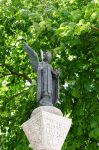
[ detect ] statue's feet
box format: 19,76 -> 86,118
39,97 -> 53,106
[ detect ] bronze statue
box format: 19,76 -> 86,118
23,43 -> 60,106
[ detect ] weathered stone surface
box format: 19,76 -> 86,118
31,106 -> 63,117
22,106 -> 72,150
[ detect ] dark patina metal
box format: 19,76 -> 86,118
24,43 -> 59,106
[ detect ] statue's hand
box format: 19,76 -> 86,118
55,68 -> 61,76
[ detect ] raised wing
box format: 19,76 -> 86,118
23,42 -> 39,72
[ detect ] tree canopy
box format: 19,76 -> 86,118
0,0 -> 99,149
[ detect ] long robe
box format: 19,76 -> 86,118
37,61 -> 59,106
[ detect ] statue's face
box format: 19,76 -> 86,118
43,51 -> 52,62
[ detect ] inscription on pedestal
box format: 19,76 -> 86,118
22,112 -> 43,150
42,111 -> 71,150
22,106 -> 72,150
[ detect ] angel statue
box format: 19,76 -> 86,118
23,43 -> 60,106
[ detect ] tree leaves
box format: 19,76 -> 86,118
0,0 -> 99,149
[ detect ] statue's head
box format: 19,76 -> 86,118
43,51 -> 52,63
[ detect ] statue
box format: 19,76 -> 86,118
23,43 -> 60,106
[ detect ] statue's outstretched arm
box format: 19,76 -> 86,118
23,42 -> 39,72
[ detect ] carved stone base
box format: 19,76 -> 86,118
22,106 -> 72,150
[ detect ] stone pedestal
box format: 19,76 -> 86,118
22,106 -> 72,150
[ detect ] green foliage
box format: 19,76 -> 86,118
0,0 -> 99,149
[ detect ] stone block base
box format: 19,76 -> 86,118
22,106 -> 72,150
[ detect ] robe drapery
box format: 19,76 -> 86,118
37,61 -> 59,106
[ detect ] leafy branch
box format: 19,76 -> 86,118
8,89 -> 29,101
2,89 -> 30,105
0,63 -> 32,83
90,25 -> 99,31
0,73 -> 11,78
